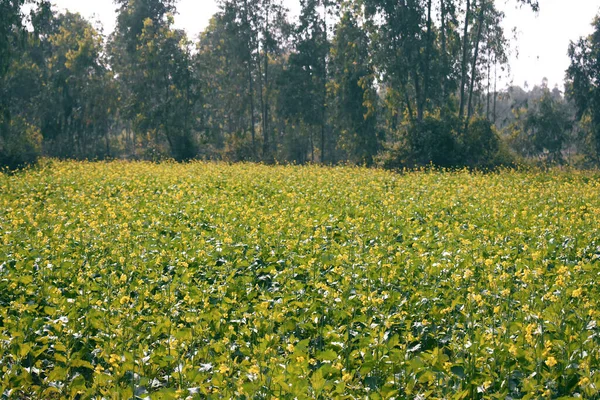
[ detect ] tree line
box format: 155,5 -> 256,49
1,0 -> 599,169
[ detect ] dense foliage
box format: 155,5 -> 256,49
3,0 -> 600,168
4,0 -> 587,170
1,161 -> 600,398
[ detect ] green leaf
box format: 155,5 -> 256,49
316,349 -> 338,362
451,365 -> 465,378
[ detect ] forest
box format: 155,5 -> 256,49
1,0 -> 600,169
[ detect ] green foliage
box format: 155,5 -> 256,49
407,115 -> 460,167
42,11 -> 115,159
0,0 -> 593,169
0,117 -> 42,170
566,15 -> 600,163
379,115 -> 509,169
1,161 -> 599,398
508,90 -> 572,163
329,10 -> 380,165
110,1 -> 199,161
459,117 -> 502,167
0,0 -> 44,169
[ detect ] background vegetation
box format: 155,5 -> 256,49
1,0 -> 600,169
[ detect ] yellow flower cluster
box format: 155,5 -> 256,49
1,161 -> 599,398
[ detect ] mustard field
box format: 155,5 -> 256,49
1,161 -> 599,399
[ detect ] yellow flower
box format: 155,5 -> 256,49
545,356 -> 557,367
218,364 -> 230,374
463,269 -> 473,279
248,365 -> 260,375
572,288 -> 583,298
579,376 -> 590,386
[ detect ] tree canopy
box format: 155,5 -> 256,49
1,0 -> 598,169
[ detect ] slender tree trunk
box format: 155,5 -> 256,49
418,0 -> 433,122
486,48 -> 491,119
262,6 -> 270,160
320,118 -> 326,163
105,125 -> 111,158
441,0 -> 447,107
493,56 -> 497,124
413,69 -> 422,120
321,1 -> 328,163
0,98 -> 10,145
247,62 -> 257,158
263,52 -> 270,159
467,0 -> 486,122
131,125 -> 136,159
459,0 -> 472,120
310,128 -> 314,162
164,78 -> 175,157
401,78 -> 414,122
256,51 -> 265,154
243,0 -> 257,158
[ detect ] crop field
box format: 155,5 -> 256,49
1,161 -> 600,399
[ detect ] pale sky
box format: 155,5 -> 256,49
50,0 -> 600,90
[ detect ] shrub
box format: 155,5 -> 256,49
0,117 -> 42,170
459,117 -> 503,168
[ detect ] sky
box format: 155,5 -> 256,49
50,0 -> 600,91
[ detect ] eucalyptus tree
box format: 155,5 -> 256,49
109,0 -> 198,160
39,11 -> 115,158
329,7 -> 379,164
277,0 -> 329,162
0,0 -> 51,168
196,12 -> 251,157
460,0 -> 538,122
566,15 -> 600,162
255,0 -> 290,160
363,0 -> 434,122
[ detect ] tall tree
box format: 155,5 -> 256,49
255,0 -> 289,160
41,11 -> 114,158
279,0 -> 329,162
110,0 -> 198,160
509,88 -> 572,162
0,1 -> 50,168
329,8 -> 379,164
566,15 -> 600,162
197,12 -> 253,159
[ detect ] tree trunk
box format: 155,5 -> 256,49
247,61 -> 257,158
418,0 -> 433,122
486,48 -> 491,119
458,0 -> 472,120
401,78 -> 414,122
105,124 -> 111,158
242,0 -> 257,158
321,1 -> 328,163
467,0 -> 486,122
164,77 -> 175,157
493,56 -> 497,124
310,128 -> 314,163
262,6 -> 270,160
441,0 -> 447,107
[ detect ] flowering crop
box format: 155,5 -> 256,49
1,161 -> 599,398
